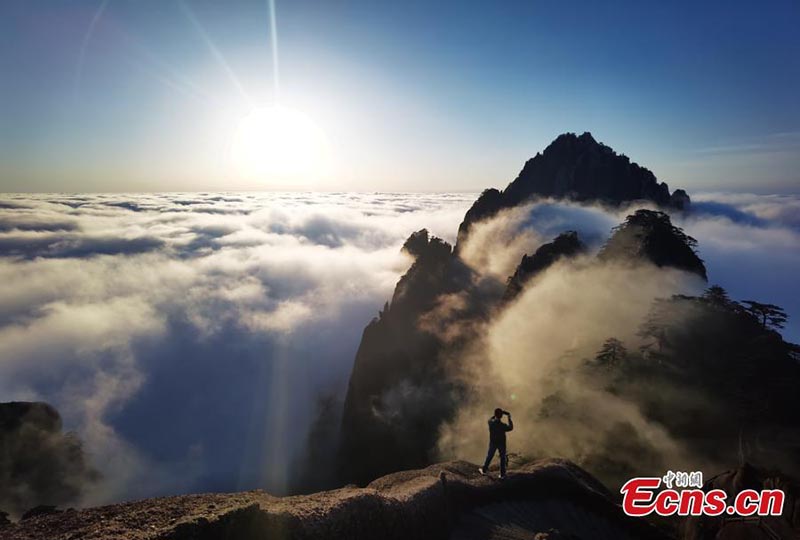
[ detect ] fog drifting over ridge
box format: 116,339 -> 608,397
442,207 -> 706,477
439,192 -> 800,482
0,190 -> 798,507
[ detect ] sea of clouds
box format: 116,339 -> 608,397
0,190 -> 798,507
0,192 -> 474,504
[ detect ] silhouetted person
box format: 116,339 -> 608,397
479,408 -> 513,479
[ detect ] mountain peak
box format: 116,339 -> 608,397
457,133 -> 689,246
551,131 -> 598,147
507,131 -> 672,207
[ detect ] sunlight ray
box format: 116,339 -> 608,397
120,32 -> 217,107
267,0 -> 280,102
73,0 -> 110,100
178,0 -> 252,106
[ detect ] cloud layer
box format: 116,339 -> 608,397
0,192 -> 473,505
0,190 -> 797,508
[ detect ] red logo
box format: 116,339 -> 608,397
620,474 -> 784,517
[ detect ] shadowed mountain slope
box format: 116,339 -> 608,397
503,230 -> 587,301
339,230 -> 476,484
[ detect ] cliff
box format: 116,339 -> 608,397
339,230 -> 475,484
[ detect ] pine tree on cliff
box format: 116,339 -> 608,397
742,301 -> 788,332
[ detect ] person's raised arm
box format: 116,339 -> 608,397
505,412 -> 513,431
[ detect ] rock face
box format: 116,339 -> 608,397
0,402 -> 99,517
504,231 -> 587,301
3,459 -> 668,540
339,230 -> 476,485
457,132 -> 689,246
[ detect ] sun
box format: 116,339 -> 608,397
231,105 -> 329,184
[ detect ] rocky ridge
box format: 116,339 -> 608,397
2,459 -> 668,540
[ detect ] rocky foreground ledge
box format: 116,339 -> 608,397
4,459 -> 669,540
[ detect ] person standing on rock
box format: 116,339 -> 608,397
479,408 -> 513,479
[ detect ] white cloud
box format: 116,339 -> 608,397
0,192 -> 473,504
1,189 -> 797,507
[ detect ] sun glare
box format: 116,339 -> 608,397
231,105 -> 329,185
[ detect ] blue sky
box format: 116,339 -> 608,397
1,0 -> 799,192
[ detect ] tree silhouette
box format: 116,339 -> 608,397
595,338 -> 627,368
741,300 -> 788,331
702,285 -> 734,308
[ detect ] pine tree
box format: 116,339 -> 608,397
702,285 -> 732,307
595,337 -> 627,368
741,300 -> 788,331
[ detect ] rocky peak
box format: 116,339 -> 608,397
401,229 -> 451,262
599,209 -> 707,279
457,133 -> 689,247
504,231 -> 587,301
669,189 -> 691,211
505,131 -> 671,207
390,230 -> 458,318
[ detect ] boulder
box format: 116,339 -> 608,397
0,402 -> 99,517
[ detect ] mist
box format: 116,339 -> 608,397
436,193 -> 800,483
1,190 -> 798,509
0,192 -> 473,506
